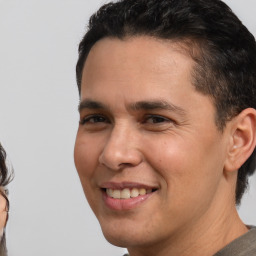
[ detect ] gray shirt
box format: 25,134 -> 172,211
123,226 -> 256,256
214,226 -> 256,256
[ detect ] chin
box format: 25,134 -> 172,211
100,220 -> 157,249
103,232 -> 131,248
101,222 -> 131,245
103,231 -> 148,249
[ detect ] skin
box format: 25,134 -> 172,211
0,189 -> 7,237
74,36 -> 252,256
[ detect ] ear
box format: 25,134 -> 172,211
224,108 -> 256,172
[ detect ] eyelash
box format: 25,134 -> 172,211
79,115 -> 109,125
142,115 -> 172,124
80,114 -> 174,126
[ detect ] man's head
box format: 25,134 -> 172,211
74,0 -> 256,254
76,0 -> 256,205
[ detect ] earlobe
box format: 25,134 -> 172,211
224,108 -> 256,172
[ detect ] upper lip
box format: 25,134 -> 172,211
100,181 -> 159,190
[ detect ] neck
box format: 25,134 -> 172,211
128,180 -> 247,256
129,209 -> 247,256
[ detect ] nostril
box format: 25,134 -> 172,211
118,162 -> 134,168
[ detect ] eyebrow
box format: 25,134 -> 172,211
128,100 -> 187,116
78,99 -> 108,112
78,99 -> 187,116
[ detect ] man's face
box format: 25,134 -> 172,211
74,36 -> 230,248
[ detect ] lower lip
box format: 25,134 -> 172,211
102,191 -> 154,211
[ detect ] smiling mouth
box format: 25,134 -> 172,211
103,187 -> 158,199
101,185 -> 158,210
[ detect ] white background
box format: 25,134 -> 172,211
0,1 -> 255,256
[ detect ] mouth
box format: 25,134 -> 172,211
103,187 -> 157,199
100,183 -> 158,211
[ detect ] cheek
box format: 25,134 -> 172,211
144,136 -> 194,176
144,134 -> 224,198
74,135 -> 102,213
74,133 -> 102,181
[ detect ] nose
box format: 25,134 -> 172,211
99,124 -> 143,171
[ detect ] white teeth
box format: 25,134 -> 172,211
106,187 -> 154,199
139,188 -> 146,195
106,188 -> 113,196
120,188 -> 130,199
130,188 -> 139,198
112,190 -> 121,199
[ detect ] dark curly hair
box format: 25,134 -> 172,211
0,144 -> 12,256
76,0 -> 256,204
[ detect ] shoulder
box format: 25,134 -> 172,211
215,226 -> 256,256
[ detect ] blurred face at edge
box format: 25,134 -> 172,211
0,189 -> 7,238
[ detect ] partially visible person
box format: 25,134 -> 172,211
0,144 -> 12,256
74,0 -> 256,255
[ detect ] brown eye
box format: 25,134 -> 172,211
80,115 -> 109,125
144,115 -> 171,124
141,114 -> 176,132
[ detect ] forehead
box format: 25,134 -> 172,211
84,36 -> 193,68
81,36 -> 195,96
